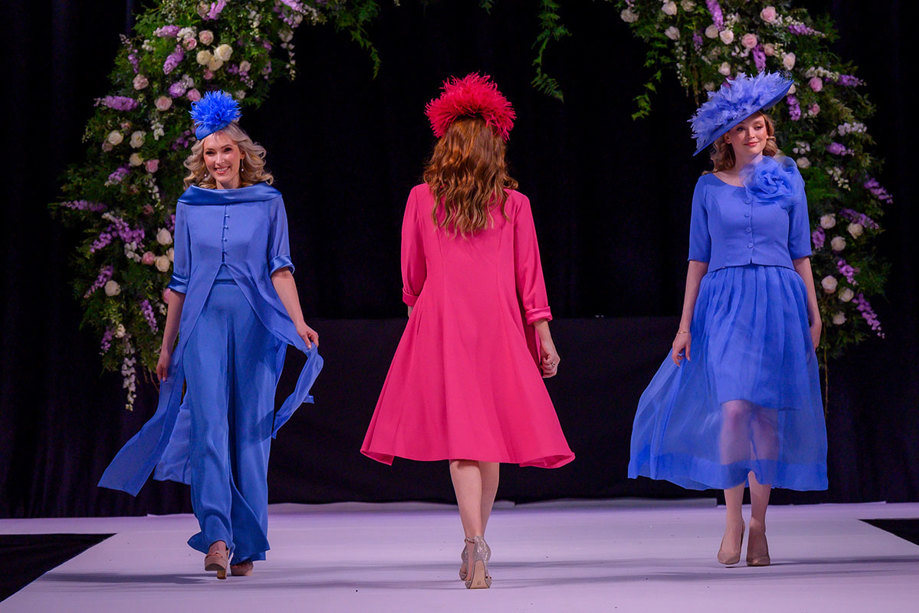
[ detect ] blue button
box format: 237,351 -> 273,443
747,243 -> 753,248
745,227 -> 752,233
744,212 -> 750,217
224,225 -> 229,229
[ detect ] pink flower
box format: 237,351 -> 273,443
760,6 -> 777,23
199,30 -> 214,45
763,43 -> 775,56
183,37 -> 197,50
203,69 -> 214,80
142,251 -> 156,265
145,159 -> 160,173
143,204 -> 154,215
133,74 -> 149,90
155,96 -> 173,111
186,88 -> 202,102
741,33 -> 758,49
808,76 -> 823,92
808,103 -> 820,116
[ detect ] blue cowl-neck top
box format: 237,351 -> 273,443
98,182 -> 323,495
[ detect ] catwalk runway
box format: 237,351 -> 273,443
3,500 -> 918,612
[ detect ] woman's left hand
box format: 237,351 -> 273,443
540,339 -> 560,379
810,317 -> 822,349
296,320 -> 319,350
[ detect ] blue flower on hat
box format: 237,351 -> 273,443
189,91 -> 242,140
741,156 -> 801,209
689,72 -> 793,156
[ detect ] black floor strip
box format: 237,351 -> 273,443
0,533 -> 114,602
861,519 -> 919,547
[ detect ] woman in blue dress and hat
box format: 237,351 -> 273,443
628,72 -> 827,567
99,91 -> 323,579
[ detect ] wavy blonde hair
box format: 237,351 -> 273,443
709,112 -> 779,172
183,122 -> 274,188
422,117 -> 518,236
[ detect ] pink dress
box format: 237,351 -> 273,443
361,184 -> 575,468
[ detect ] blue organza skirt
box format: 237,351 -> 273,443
629,265 -> 828,491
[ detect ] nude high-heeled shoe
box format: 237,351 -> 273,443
459,543 -> 469,581
230,559 -> 254,576
746,521 -> 771,567
717,520 -> 744,565
204,541 -> 229,580
464,536 -> 492,589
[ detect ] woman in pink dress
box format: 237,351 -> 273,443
361,74 -> 574,589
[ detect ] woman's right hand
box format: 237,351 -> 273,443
156,347 -> 171,382
671,331 -> 691,366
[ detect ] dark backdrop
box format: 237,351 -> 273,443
1,1 -> 916,518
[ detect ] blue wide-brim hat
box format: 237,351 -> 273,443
689,72 -> 794,156
189,90 -> 242,140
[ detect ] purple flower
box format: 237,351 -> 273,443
811,228 -> 825,250
140,299 -> 159,332
163,45 -> 184,75
788,23 -> 820,36
706,0 -> 723,29
204,0 -> 228,20
742,157 -> 797,207
167,213 -> 177,233
854,293 -> 884,337
168,80 -> 188,98
96,96 -> 139,111
840,209 -> 879,230
827,142 -> 852,156
864,177 -> 894,204
836,74 -> 864,87
106,165 -> 130,185
90,228 -> 114,253
100,327 -> 114,353
109,215 -> 146,245
154,25 -> 181,38
693,31 -> 704,51
62,200 -> 106,212
128,52 -> 139,73
836,258 -> 859,285
84,265 -> 114,298
279,0 -> 304,10
752,44 -> 766,72
786,94 -> 802,121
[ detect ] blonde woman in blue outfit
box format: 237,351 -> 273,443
99,91 -> 322,579
629,73 -> 828,567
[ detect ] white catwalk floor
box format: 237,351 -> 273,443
3,500 -> 919,612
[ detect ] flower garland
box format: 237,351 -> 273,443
51,0 -> 380,410
616,0 -> 892,358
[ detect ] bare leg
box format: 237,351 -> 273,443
747,471 -> 772,565
449,460 -> 485,538
720,400 -> 753,465
719,483 -> 745,564
479,462 -> 500,533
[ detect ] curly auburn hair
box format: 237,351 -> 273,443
183,122 -> 274,189
422,117 -> 518,236
709,112 -> 780,172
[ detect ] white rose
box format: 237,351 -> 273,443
664,26 -> 680,41
830,236 -> 846,252
838,287 -> 855,303
681,0 -> 696,10
703,82 -> 715,91
155,255 -> 171,272
831,312 -> 846,325
199,30 -> 214,45
847,222 -> 864,238
787,84 -> 796,95
115,324 -> 126,338
819,214 -> 836,229
196,49 -> 213,65
796,157 -> 811,169
167,247 -> 175,262
129,130 -> 145,148
207,57 -> 224,72
104,280 -> 121,296
782,52 -> 796,70
718,62 -> 731,76
704,24 -> 719,38
156,228 -> 173,246
821,276 -> 838,294
214,43 -> 233,62
661,2 -> 678,16
719,29 -> 734,44
620,8 -> 639,23
278,27 -> 294,42
129,153 -> 144,167
235,90 -> 247,100
239,60 -> 251,73
178,27 -> 196,40
107,130 -> 124,146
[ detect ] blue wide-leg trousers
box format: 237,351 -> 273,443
183,279 -> 278,562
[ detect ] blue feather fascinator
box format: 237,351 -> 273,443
689,72 -> 793,157
189,91 -> 242,140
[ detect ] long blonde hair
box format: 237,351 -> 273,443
710,112 -> 779,172
422,117 -> 518,236
183,122 -> 274,188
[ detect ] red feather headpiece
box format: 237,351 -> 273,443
425,73 -> 516,141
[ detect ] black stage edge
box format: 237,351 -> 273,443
861,520 -> 919,549
0,534 -> 114,602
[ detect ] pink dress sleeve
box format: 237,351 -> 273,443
401,188 -> 427,306
514,193 -> 553,324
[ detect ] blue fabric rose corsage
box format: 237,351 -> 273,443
741,156 -> 799,208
